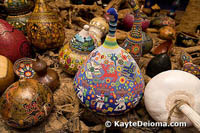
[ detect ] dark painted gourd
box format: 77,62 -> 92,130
0,78 -> 53,128
3,0 -> 34,16
26,0 -> 65,50
32,59 -> 60,91
0,19 -> 31,63
146,53 -> 171,78
74,8 -> 145,115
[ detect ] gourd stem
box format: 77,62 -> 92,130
178,102 -> 200,131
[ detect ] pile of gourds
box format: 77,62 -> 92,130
0,0 -> 199,132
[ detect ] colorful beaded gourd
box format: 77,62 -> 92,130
26,0 -> 65,50
120,0 -> 142,64
59,25 -> 97,75
74,8 -> 144,115
180,51 -> 200,79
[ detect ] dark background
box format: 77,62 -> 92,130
144,0 -> 189,11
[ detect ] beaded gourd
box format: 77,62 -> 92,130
120,0 -> 142,64
73,8 -> 145,115
59,25 -> 97,75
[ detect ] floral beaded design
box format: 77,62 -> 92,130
74,37 -> 145,115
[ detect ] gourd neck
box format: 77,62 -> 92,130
34,0 -> 50,13
129,18 -> 142,41
108,19 -> 117,37
103,35 -> 118,49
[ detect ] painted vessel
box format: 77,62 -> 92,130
122,13 -> 150,31
74,8 -> 145,115
159,26 -> 176,40
176,32 -> 199,47
0,19 -> 31,63
0,78 -> 53,128
150,16 -> 176,29
26,0 -> 65,50
152,40 -> 173,55
89,17 -> 109,46
146,53 -> 171,78
59,25 -> 97,75
6,12 -> 32,35
120,1 -> 142,64
141,31 -> 153,55
180,51 -> 200,79
13,57 -> 35,79
32,59 -> 60,91
0,55 -> 15,94
4,0 -> 34,16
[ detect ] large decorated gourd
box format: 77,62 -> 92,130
26,0 -> 65,50
0,55 -> 15,94
59,25 -> 97,75
73,8 -> 145,115
0,19 -> 31,63
144,70 -> 200,131
120,0 -> 142,64
0,78 -> 53,128
3,0 -> 34,16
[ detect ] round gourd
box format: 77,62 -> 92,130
159,26 -> 176,40
0,78 -> 54,128
0,55 -> 14,94
146,53 -> 171,78
74,8 -> 145,115
26,0 -> 65,50
144,70 -> 200,131
0,19 -> 31,63
59,25 -> 97,75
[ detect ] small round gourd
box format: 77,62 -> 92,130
0,55 -> 15,94
32,59 -> 60,91
159,26 -> 176,40
144,70 -> 200,131
0,78 -> 54,128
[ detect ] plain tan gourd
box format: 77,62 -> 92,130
0,55 -> 14,94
